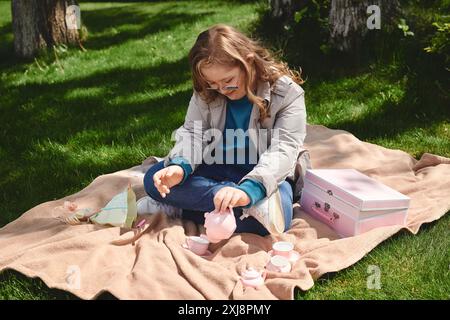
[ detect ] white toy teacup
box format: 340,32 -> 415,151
272,241 -> 294,258
265,255 -> 291,273
185,235 -> 210,256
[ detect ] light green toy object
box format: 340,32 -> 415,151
89,184 -> 137,228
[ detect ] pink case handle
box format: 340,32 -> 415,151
310,205 -> 339,224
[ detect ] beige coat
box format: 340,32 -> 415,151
163,75 -> 311,202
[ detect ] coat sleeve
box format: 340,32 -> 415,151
239,87 -> 307,198
163,91 -> 209,172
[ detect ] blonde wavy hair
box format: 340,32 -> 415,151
188,23 -> 304,122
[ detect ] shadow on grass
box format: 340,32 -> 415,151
0,56 -> 192,152
249,0 -> 449,145
0,269 -> 118,300
325,83 -> 450,142
80,4 -> 213,51
0,22 -> 20,69
0,56 -> 193,225
0,2 -> 213,67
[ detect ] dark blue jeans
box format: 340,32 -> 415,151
143,161 -> 293,236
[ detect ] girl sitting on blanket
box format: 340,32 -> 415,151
139,24 -> 310,236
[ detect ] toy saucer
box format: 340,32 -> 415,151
199,250 -> 213,257
268,250 -> 300,263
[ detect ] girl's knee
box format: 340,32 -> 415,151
279,181 -> 293,232
279,181 -> 293,203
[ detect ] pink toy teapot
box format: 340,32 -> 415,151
203,208 -> 237,243
240,267 -> 266,289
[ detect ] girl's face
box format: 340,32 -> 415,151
201,63 -> 255,100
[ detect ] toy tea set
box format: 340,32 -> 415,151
56,186 -> 301,289
180,207 -> 301,289
239,241 -> 301,289
181,207 -> 237,256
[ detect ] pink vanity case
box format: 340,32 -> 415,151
300,169 -> 410,238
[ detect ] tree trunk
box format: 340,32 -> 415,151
269,0 -> 306,22
12,0 -> 79,58
329,0 -> 401,52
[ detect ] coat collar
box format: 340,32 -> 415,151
257,79 -> 272,106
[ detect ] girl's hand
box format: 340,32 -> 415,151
153,166 -> 184,198
213,186 -> 250,212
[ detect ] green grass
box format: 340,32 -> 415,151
0,1 -> 449,300
305,64 -> 450,158
298,220 -> 450,300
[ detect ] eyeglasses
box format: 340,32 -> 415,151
206,85 -> 238,91
205,69 -> 240,92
